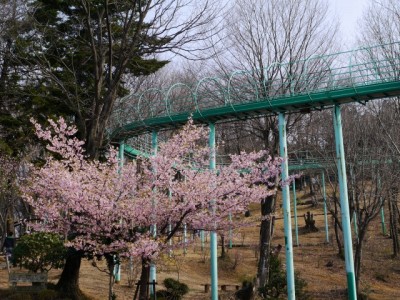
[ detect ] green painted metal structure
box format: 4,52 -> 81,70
279,113 -> 296,299
149,131 -> 158,297
111,42 -> 400,300
111,42 -> 400,140
333,105 -> 357,300
209,123 -> 219,300
378,177 -> 387,235
292,181 -> 299,247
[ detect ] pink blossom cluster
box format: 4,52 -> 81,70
22,118 -> 282,260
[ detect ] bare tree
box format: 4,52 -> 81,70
344,108 -> 400,293
288,108 -> 345,256
360,0 -> 400,46
212,0 -> 338,150
207,0 -> 338,292
359,0 -> 400,258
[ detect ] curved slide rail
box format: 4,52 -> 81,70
111,42 -> 400,140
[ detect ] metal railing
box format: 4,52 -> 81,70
111,41 -> 400,133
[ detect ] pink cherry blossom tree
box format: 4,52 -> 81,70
22,117 -> 282,299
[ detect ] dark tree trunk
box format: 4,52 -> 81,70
139,258 -> 150,300
86,118 -> 103,160
333,200 -> 344,258
6,210 -> 15,235
220,234 -> 226,259
56,250 -> 83,300
389,194 -> 399,257
309,176 -> 314,195
85,91 -> 117,159
256,193 -> 276,291
106,255 -> 116,300
354,227 -> 366,296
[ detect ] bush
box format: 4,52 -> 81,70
13,232 -> 66,272
258,255 -> 309,299
156,278 -> 189,300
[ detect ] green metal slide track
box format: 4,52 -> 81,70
111,42 -> 400,141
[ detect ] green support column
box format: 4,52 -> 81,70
114,141 -> 125,284
200,230 -> 205,252
333,105 -> 357,300
229,213 -> 233,249
118,141 -> 125,171
183,223 -> 187,255
378,176 -> 387,235
114,258 -> 121,283
150,131 -> 158,297
168,189 -> 173,257
380,206 -> 386,235
278,113 -> 295,300
292,181 -> 299,247
209,123 -> 218,300
321,171 -> 329,243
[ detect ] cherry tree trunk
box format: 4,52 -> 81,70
220,234 -> 226,259
256,194 -> 276,291
138,258 -> 151,300
56,250 -> 83,300
104,254 -> 117,300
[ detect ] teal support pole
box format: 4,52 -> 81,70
321,171 -> 329,243
151,130 -> 158,156
209,123 -> 218,300
114,141 -> 125,284
183,223 -> 187,255
278,113 -> 295,300
114,257 -> 121,283
333,105 -> 357,300
150,131 -> 158,297
378,176 -> 387,235
118,141 -> 125,171
292,181 -> 299,247
200,230 -> 205,252
229,213 -> 233,249
380,206 -> 386,235
168,189 -> 173,257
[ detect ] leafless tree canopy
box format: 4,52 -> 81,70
360,0 -> 400,45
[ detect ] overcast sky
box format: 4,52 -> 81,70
330,0 -> 370,46
168,0 -> 374,65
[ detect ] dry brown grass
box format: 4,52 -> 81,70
1,191 -> 400,299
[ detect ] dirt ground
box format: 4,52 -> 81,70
1,192 -> 400,299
